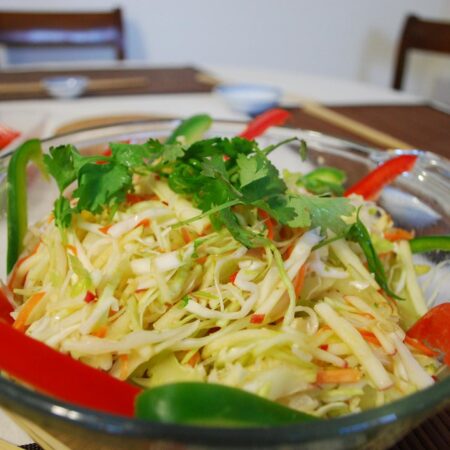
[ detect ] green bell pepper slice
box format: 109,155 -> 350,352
409,235 -> 450,254
6,139 -> 46,274
136,382 -> 317,426
166,114 -> 212,146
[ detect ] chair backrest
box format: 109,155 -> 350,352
392,15 -> 450,90
0,8 -> 125,61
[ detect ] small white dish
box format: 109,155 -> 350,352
215,83 -> 281,115
42,76 -> 88,99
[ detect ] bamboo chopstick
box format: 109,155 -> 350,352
283,93 -> 414,149
6,412 -> 71,450
0,76 -> 148,96
301,100 -> 413,149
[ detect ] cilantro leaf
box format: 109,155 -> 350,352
238,153 -> 286,201
73,162 -> 132,214
294,195 -> 353,235
110,139 -> 185,169
218,208 -> 267,248
43,145 -> 79,191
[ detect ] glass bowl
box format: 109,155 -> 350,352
0,119 -> 449,450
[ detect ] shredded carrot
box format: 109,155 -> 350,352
7,242 -> 41,291
283,243 -> 295,261
316,368 -> 362,384
99,225 -> 111,234
258,209 -> 276,240
47,213 -> 54,223
181,227 -> 193,244
13,292 -> 46,332
293,264 -> 307,297
200,223 -> 212,236
135,218 -> 151,229
187,351 -> 201,367
91,325 -> 108,338
66,244 -> 78,256
196,256 -> 208,264
250,314 -> 265,324
126,193 -> 158,205
119,354 -> 129,379
404,336 -> 437,357
384,228 -> 415,242
358,328 -> 381,347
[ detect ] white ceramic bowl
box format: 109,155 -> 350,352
42,76 -> 88,99
215,83 -> 281,115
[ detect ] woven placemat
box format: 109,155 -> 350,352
285,105 -> 450,159
0,66 -> 215,101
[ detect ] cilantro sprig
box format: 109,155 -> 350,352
44,130 -> 353,248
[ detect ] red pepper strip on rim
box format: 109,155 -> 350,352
238,109 -> 291,141
344,154 -> 418,200
407,303 -> 450,366
0,124 -> 20,150
0,320 -> 141,416
0,288 -> 14,324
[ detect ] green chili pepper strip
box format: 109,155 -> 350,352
7,139 -> 46,274
136,382 -> 317,426
299,166 -> 346,195
347,214 -> 402,300
166,114 -> 212,146
409,236 -> 450,254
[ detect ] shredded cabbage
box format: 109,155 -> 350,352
7,172 -> 443,418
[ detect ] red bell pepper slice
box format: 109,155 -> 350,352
0,320 -> 141,416
0,124 -> 20,150
344,154 -> 418,200
239,108 -> 291,141
407,303 -> 450,366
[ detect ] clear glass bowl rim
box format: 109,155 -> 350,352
0,118 -> 448,446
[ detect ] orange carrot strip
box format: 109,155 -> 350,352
358,328 -> 381,347
126,193 -> 157,205
384,228 -> 415,242
66,244 -> 78,256
283,243 -> 295,261
135,218 -> 151,229
7,242 -> 41,291
187,351 -> 201,367
13,292 -> 46,332
316,368 -> 362,384
99,225 -> 111,234
91,325 -> 108,338
293,264 -> 307,297
258,209 -> 276,240
196,256 -> 208,264
181,227 -> 193,244
404,335 -> 438,357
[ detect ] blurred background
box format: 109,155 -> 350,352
0,0 -> 449,103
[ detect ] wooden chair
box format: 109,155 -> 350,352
0,8 -> 125,62
392,15 -> 450,90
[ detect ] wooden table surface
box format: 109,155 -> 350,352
1,65 -> 449,450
